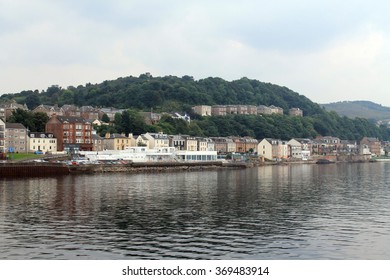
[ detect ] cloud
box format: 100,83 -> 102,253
1,0 -> 390,106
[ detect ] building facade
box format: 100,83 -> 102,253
45,115 -> 93,152
0,119 -> 5,154
5,123 -> 28,153
28,132 -> 57,153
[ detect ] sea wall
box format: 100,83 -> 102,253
0,162 -> 70,177
68,161 -> 248,174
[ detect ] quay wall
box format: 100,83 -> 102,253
69,161 -> 248,174
0,162 -> 70,177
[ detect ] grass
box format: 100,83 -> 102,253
5,153 -> 44,162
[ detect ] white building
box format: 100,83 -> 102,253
28,132 -> 57,154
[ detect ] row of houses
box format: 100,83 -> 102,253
192,105 -> 303,117
1,115 -> 387,160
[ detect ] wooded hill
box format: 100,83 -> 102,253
1,74 -> 390,141
322,101 -> 390,121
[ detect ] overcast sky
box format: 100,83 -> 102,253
1,0 -> 390,106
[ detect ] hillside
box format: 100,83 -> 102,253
2,74 -> 390,141
322,101 -> 390,121
0,74 -> 322,116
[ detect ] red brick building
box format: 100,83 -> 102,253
45,115 -> 93,152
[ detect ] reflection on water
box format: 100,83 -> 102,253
1,163 -> 390,259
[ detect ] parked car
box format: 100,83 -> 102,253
34,150 -> 43,154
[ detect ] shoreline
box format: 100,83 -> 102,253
0,157 -> 381,178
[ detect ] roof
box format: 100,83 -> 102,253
5,123 -> 26,129
28,132 -> 55,138
56,116 -> 88,123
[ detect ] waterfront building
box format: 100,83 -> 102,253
79,147 -> 218,163
45,115 -> 93,152
28,132 -> 57,154
169,135 -> 186,150
211,137 -> 235,154
258,138 -> 289,161
143,132 -> 170,149
102,133 -> 133,150
92,133 -> 105,151
360,137 -> 382,156
196,137 -> 208,152
0,119 -> 5,154
5,123 -> 27,153
287,139 -> 303,159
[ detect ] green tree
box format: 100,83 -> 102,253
101,113 -> 110,123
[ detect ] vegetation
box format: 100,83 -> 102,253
2,74 -> 390,140
322,101 -> 390,121
7,109 -> 49,132
5,153 -> 44,162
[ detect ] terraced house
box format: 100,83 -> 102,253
45,115 -> 92,152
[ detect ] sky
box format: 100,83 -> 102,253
1,0 -> 390,106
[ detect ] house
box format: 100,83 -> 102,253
92,133 -> 105,151
103,133 -> 134,150
33,104 -> 63,117
257,105 -> 272,115
28,132 -> 57,154
0,101 -> 28,121
135,135 -> 150,148
287,139 -> 304,159
211,137 -> 235,154
140,111 -> 162,125
182,135 -> 198,151
80,106 -> 100,120
99,107 -> 125,121
315,136 -> 341,155
269,105 -> 284,114
289,108 -> 303,117
45,115 -> 93,152
61,104 -> 81,117
289,138 -> 312,160
360,137 -> 382,156
247,105 -> 258,115
211,105 -> 227,116
258,138 -> 289,161
171,112 -> 191,123
143,132 -> 170,149
5,123 -> 28,153
0,118 -> 5,154
192,105 -> 212,116
169,135 -> 186,151
236,105 -> 248,115
196,137 -> 208,151
226,105 -> 238,115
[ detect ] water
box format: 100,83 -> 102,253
1,162 -> 390,259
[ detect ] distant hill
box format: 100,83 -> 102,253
322,101 -> 390,121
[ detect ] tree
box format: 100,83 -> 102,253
101,113 -> 110,123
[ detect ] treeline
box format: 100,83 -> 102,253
1,74 -> 321,115
2,74 -> 390,141
95,109 -> 390,141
